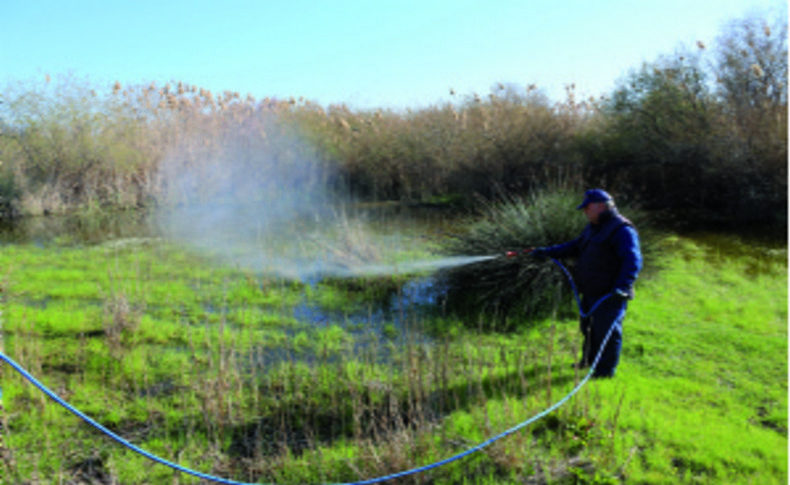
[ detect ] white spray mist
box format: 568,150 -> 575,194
155,110 -> 341,278
155,110 -> 495,280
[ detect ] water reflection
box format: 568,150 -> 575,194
0,210 -> 156,246
0,203 -> 456,248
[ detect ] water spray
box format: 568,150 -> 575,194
332,250 -> 535,279
316,255 -> 498,279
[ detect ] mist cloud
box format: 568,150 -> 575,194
154,111 -> 343,279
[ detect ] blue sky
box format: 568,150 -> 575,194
2,0 -> 785,111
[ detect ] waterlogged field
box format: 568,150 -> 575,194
0,227 -> 786,484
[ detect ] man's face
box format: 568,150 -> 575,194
583,202 -> 607,224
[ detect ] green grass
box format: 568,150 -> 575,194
0,232 -> 786,484
604,234 -> 787,483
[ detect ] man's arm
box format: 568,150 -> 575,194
613,225 -> 642,296
538,236 -> 583,259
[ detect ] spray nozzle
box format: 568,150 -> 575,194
505,248 -> 535,258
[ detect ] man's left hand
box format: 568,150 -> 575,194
613,289 -> 630,300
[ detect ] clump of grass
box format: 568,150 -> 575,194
437,187 -> 586,327
102,291 -> 141,360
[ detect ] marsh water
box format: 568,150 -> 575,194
0,206 -> 481,362
5,207 -> 781,357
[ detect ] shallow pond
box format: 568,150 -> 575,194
0,205 -> 476,368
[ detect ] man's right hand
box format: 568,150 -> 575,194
506,248 -> 536,258
506,248 -> 547,259
530,248 -> 548,259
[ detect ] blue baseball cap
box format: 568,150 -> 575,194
577,189 -> 613,209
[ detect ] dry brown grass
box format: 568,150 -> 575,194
0,10 -> 785,229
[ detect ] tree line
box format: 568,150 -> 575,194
0,12 -> 785,231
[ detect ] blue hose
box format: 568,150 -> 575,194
0,258 -> 622,484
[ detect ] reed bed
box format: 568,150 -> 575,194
0,11 -> 785,230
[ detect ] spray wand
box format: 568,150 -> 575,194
505,248 -> 537,258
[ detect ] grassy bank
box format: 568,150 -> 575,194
0,229 -> 785,484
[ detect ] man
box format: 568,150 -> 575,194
532,189 -> 642,378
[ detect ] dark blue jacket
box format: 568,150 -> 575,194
541,209 -> 642,301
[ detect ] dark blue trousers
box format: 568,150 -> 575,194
580,297 -> 627,378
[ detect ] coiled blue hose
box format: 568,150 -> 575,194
0,257 -> 622,484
